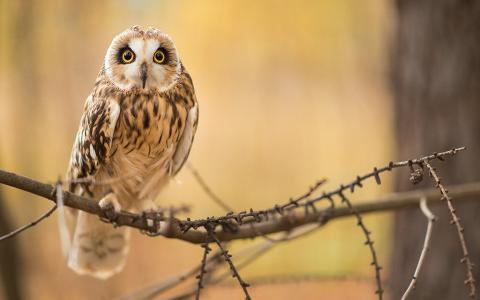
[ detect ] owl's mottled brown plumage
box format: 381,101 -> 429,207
66,26 -> 198,279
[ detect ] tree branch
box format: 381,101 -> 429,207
0,147 -> 476,246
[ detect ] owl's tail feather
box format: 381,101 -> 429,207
68,211 -> 130,279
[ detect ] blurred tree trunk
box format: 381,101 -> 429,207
0,188 -> 22,300
390,0 -> 480,299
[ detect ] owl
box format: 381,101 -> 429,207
65,26 -> 198,279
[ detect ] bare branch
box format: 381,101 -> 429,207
207,228 -> 251,300
195,243 -> 211,300
186,163 -> 233,212
338,191 -> 383,299
401,198 -> 436,300
165,240 -> 276,300
0,205 -> 57,241
424,161 -> 476,298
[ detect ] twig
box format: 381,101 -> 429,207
0,205 -> 57,241
165,237 -> 280,300
195,243 -> 211,300
401,197 -> 436,300
207,227 -> 251,300
188,163 -> 236,300
164,226 -> 327,300
187,163 -> 233,212
338,192 -> 383,299
424,161 -> 476,298
168,224 -> 324,299
247,179 -> 329,243
133,242 -> 269,300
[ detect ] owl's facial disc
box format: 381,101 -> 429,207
104,27 -> 180,92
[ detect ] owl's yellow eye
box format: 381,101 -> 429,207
120,48 -> 135,64
153,49 -> 166,64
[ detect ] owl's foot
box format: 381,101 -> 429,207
99,193 -> 122,221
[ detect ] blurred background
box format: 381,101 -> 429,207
1,0 -> 479,299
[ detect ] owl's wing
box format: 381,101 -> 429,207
67,94 -> 120,194
171,103 -> 198,176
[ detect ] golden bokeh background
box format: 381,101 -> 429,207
0,1 -> 395,299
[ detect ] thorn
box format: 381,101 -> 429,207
373,168 -> 381,185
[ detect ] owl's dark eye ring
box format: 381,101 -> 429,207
153,48 -> 166,64
120,48 -> 135,64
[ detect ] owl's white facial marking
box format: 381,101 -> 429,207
104,26 -> 181,93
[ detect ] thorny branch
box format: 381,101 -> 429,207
424,161 -> 476,298
207,227 -> 252,300
195,242 -> 211,300
338,191 -> 383,298
401,198 -> 436,300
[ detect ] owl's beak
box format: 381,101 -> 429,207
140,63 -> 148,89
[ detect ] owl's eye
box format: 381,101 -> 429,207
153,48 -> 166,64
120,48 -> 135,64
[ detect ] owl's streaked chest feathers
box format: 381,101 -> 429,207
109,90 -> 188,201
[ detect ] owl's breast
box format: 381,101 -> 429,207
114,93 -> 188,158
106,93 -> 188,202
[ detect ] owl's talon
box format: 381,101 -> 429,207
99,194 -> 121,212
98,194 -> 122,223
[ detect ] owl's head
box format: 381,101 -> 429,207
104,26 -> 181,92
